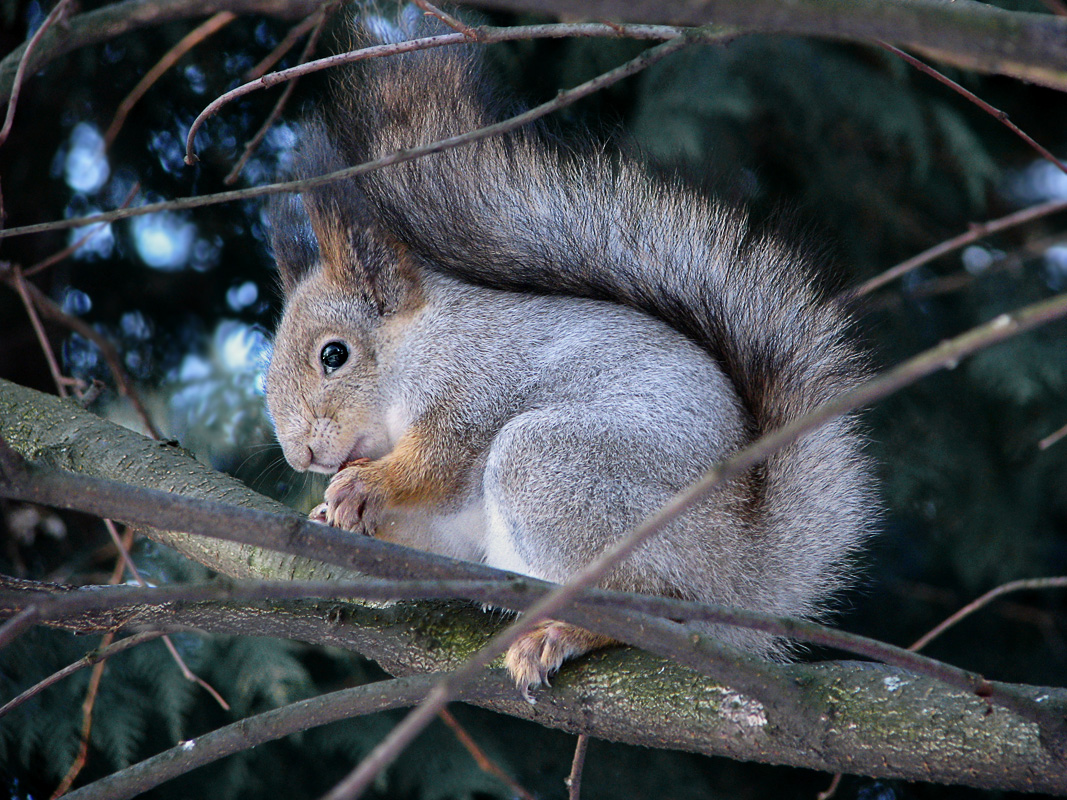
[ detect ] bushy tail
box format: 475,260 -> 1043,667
327,15 -> 875,618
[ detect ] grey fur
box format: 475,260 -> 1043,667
265,18 -> 876,661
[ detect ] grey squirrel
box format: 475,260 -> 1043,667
265,9 -> 876,697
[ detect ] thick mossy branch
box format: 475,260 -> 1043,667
0,378 -> 349,583
0,378 -> 1065,792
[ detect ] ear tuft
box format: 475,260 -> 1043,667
267,192 -> 318,296
267,119 -> 371,295
267,119 -> 423,313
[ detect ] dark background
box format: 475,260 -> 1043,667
1,1 -> 1066,798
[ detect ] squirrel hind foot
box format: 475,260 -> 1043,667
504,621 -> 616,703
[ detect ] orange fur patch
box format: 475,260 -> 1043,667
354,418 -> 476,508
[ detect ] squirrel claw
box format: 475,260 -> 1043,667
308,503 -> 329,523
504,621 -> 613,703
323,462 -> 383,535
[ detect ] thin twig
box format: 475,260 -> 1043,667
25,181 -> 141,277
25,225 -> 108,278
841,198 -> 1067,300
0,606 -> 40,650
103,519 -> 229,710
60,674 -> 487,800
566,733 -> 589,800
225,7 -> 332,184
0,0 -> 72,147
1039,422 -> 1067,450
243,9 -> 326,82
52,631 -> 112,798
881,42 -> 1067,179
413,0 -> 478,39
3,185 -> 157,432
1039,0 -> 1067,15
437,708 -> 536,800
51,529 -> 134,799
102,518 -> 139,580
104,12 -> 236,147
909,577 -> 1067,653
161,634 -> 229,709
816,772 -> 843,800
0,23 -> 706,242
184,21 -> 704,164
17,278 -> 162,438
0,631 -> 165,720
10,266 -> 76,399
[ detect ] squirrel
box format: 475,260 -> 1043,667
264,8 -> 876,698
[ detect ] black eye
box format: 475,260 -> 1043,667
320,341 -> 349,374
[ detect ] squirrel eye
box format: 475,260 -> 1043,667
320,341 -> 349,375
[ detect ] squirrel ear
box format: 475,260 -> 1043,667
312,205 -> 423,316
268,120 -> 360,296
273,120 -> 423,314
268,193 -> 318,296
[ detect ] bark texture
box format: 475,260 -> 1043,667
1,378 -> 1066,792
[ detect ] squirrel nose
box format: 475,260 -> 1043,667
286,443 -> 313,472
304,443 -> 340,474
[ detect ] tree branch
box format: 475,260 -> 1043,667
2,581 -> 1064,794
460,0 -> 1067,91
6,0 -> 1067,107
63,673 -> 471,800
0,0 -> 322,105
1,375 -> 1067,790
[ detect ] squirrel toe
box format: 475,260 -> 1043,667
308,502 -> 329,523
504,621 -> 616,702
323,463 -> 383,534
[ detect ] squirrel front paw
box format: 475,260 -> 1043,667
323,459 -> 385,535
504,621 -> 616,703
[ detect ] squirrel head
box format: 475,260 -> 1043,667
265,123 -> 423,473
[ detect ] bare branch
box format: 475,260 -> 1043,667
910,577 -> 1067,653
1040,421 -> 1067,450
459,0 -> 1067,91
0,631 -> 165,720
413,0 -> 479,39
566,733 -> 589,800
842,198 -> 1067,301
0,573 -> 1004,709
53,630 -> 112,798
104,11 -> 238,147
9,267 -> 76,399
0,0 -> 73,147
437,707 -> 537,800
880,42 -> 1067,179
62,673 -> 472,800
6,0 -> 1067,105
